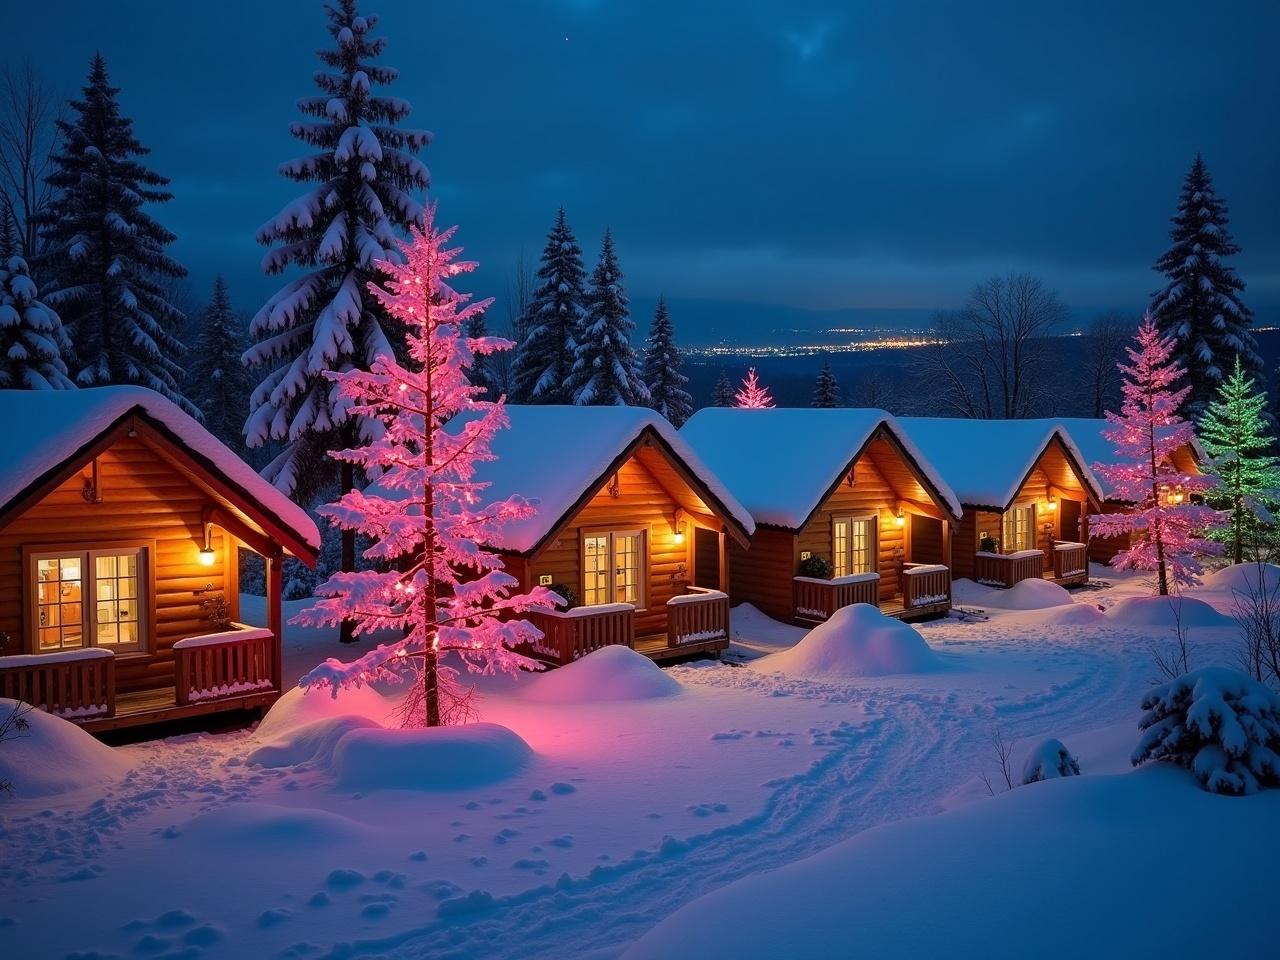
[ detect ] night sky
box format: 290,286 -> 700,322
7,0 -> 1280,338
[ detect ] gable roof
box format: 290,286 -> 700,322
474,405 -> 755,555
1030,418 -> 1207,501
679,408 -> 962,530
898,417 -> 1104,511
0,387 -> 320,557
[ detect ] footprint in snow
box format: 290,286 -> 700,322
408,850 -> 429,862
258,907 -> 292,928
325,868 -> 364,889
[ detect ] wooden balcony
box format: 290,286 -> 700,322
973,550 -> 1044,588
793,573 -> 880,624
528,603 -> 636,666
900,563 -> 952,617
0,624 -> 281,734
657,588 -> 730,659
1052,541 -> 1089,585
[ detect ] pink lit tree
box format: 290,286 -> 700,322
296,205 -> 558,727
735,367 -> 775,408
1090,317 -> 1219,595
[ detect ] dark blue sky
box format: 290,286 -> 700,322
7,0 -> 1280,338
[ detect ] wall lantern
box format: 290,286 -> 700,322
894,510 -> 905,527
673,521 -> 686,546
1046,497 -> 1057,512
198,522 -> 217,567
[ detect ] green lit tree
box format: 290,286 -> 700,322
1200,357 -> 1280,564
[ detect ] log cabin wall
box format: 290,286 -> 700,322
797,453 -> 905,602
0,435 -> 236,695
728,527 -> 795,623
526,454 -> 691,638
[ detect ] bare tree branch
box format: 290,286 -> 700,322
0,62 -> 64,260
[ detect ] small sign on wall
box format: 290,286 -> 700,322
538,574 -> 553,586
800,551 -> 811,561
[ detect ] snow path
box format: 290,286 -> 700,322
330,619 -> 1155,960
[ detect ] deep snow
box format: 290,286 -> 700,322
0,565 -> 1272,959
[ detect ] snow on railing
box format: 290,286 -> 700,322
175,624 -> 277,707
0,647 -> 114,669
174,625 -> 274,649
903,564 -> 948,576
668,590 -> 728,606
0,648 -> 116,720
540,602 -> 636,619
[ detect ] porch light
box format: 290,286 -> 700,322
198,522 -> 217,567
894,510 -> 905,527
1046,497 -> 1057,512
674,522 -> 686,546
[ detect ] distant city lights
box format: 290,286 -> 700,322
686,327 -> 944,358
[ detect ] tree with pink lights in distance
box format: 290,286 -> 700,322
735,366 -> 775,408
1090,316 -> 1219,596
297,205 -> 558,727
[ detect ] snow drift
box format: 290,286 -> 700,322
255,682 -> 398,741
760,603 -> 942,678
248,714 -> 382,769
955,577 -> 1074,611
521,644 -> 682,702
330,722 -> 533,790
0,699 -> 130,799
1201,562 -> 1280,596
1104,595 -> 1232,628
622,767 -> 1280,960
182,802 -> 374,848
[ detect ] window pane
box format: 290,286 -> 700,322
60,558 -> 81,580
96,555 -> 117,578
93,551 -> 142,650
832,520 -> 849,578
583,536 -> 609,606
851,519 -> 874,574
613,534 -> 641,605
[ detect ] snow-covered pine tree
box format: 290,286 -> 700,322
465,309 -> 500,401
642,296 -> 692,426
711,369 -> 735,407
812,359 -> 841,407
1150,155 -> 1261,417
0,211 -> 18,261
735,367 -> 775,409
296,206 -> 556,726
570,228 -> 647,406
1199,357 -> 1280,564
186,277 -> 252,449
0,246 -> 74,389
1089,317 -> 1219,595
511,208 -> 586,404
243,0 -> 431,503
35,55 -> 193,410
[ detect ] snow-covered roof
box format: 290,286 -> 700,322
679,408 -> 961,529
898,417 -> 1104,511
474,405 -> 755,554
0,387 -> 320,553
1031,418 -> 1207,501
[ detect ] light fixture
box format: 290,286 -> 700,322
894,510 -> 905,527
673,522 -> 686,546
198,522 -> 216,567
1046,497 -> 1057,512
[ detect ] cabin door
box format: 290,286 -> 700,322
1059,499 -> 1083,543
692,527 -> 722,590
910,514 -> 945,566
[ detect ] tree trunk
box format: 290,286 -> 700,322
339,456 -> 358,644
423,642 -> 441,727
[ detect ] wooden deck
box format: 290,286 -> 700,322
634,634 -> 727,663
77,685 -> 278,733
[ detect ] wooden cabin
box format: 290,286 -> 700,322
475,406 -> 755,664
0,387 -> 319,733
1045,418 -> 1206,565
681,409 -> 962,625
900,419 -> 1103,588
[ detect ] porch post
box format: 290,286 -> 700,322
266,551 -> 284,692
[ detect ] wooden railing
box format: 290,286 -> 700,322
527,604 -> 635,665
0,648 -> 115,720
793,573 -> 880,623
667,589 -> 730,648
1053,542 -> 1089,583
174,626 -> 277,707
902,564 -> 951,611
973,550 -> 1044,588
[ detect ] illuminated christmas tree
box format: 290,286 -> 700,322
735,366 -> 775,409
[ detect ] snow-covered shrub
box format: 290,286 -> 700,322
1021,738 -> 1081,785
549,583 -> 579,610
1132,667 -> 1280,794
798,554 -> 833,579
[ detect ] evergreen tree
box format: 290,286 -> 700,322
1151,155 -> 1260,417
511,208 -> 585,403
711,368 -> 735,407
570,228 -> 647,405
0,211 -> 19,261
642,296 -> 692,426
1199,357 -> 1280,564
465,309 -> 502,401
186,277 -> 252,449
0,246 -> 74,389
812,359 -> 841,407
243,0 -> 431,503
735,367 -> 775,409
1090,318 -> 1218,595
35,55 -> 192,410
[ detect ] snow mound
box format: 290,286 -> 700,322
760,604 -> 942,679
248,714 -> 382,769
256,682 -> 398,741
522,644 -> 681,702
330,722 -> 533,790
983,578 -> 1074,611
1202,563 -> 1280,595
182,803 -> 373,848
1009,602 -> 1105,626
622,768 -> 1280,959
1105,595 -> 1232,628
0,699 -> 130,799
1021,738 -> 1081,784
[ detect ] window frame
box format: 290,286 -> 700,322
580,527 -> 647,611
831,513 -> 878,578
1001,502 -> 1036,553
23,540 -> 154,657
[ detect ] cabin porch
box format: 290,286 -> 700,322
971,541 -> 1090,589
792,561 -> 953,625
